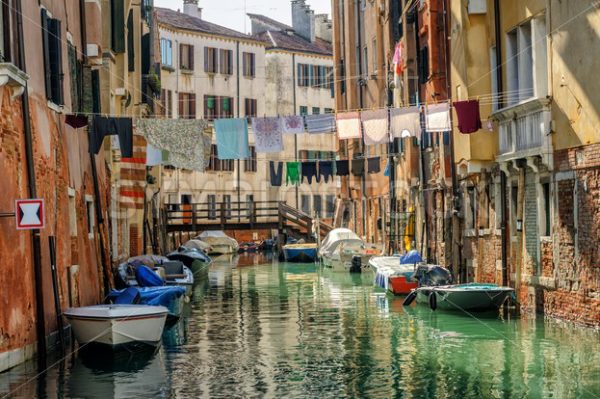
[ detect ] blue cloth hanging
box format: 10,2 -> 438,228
215,118 -> 251,159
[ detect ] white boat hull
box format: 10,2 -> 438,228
64,305 -> 168,348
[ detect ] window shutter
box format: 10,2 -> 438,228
251,53 -> 255,77
228,50 -> 233,74
204,47 -> 209,72
127,11 -> 134,71
189,45 -> 194,70
297,63 -> 302,86
243,53 -> 247,76
41,9 -> 52,100
111,0 -> 125,53
179,43 -> 184,68
189,94 -> 196,119
48,18 -> 63,105
179,93 -> 185,118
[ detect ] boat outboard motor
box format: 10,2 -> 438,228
350,255 -> 362,273
413,264 -> 453,287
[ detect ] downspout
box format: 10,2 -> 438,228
292,53 -> 298,209
236,41 -> 241,221
16,0 -> 47,369
356,0 -> 366,238
494,0 -> 508,286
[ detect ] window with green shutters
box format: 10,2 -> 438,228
41,9 -> 64,105
111,0 -> 125,53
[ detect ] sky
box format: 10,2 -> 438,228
153,0 -> 331,34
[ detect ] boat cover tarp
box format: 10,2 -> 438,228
198,230 -> 228,238
109,286 -> 186,307
370,257 -> 416,290
128,255 -> 168,268
319,228 -> 363,257
168,248 -> 211,265
399,250 -> 423,265
135,265 -> 165,287
447,283 -> 500,290
182,239 -> 212,252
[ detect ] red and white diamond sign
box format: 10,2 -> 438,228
15,199 -> 45,230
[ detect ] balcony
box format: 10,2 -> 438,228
493,97 -> 552,166
0,63 -> 29,99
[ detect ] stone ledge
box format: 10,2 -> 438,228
0,63 -> 29,99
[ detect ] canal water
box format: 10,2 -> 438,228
1,254 -> 599,398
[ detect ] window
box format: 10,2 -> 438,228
312,107 -> 320,115
297,63 -> 310,87
0,1 -> 6,62
245,98 -> 257,117
111,0 -> 125,53
180,44 -> 194,70
207,144 -> 234,171
326,195 -> 335,218
313,195 -> 322,217
219,49 -> 233,75
161,89 -> 173,117
301,195 -> 311,215
161,38 -> 172,67
223,195 -> 231,219
311,65 -> 321,88
418,46 -> 429,84
246,195 -> 254,217
299,106 -> 308,115
243,52 -> 255,77
204,95 -> 234,120
204,47 -> 218,73
207,195 -> 216,220
244,146 -> 257,172
542,182 -> 551,236
127,11 -> 134,71
178,93 -> 196,119
324,108 -> 334,114
68,43 -> 83,112
85,196 -> 95,238
363,46 -> 368,76
41,10 -> 64,105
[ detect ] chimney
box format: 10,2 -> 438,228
291,0 -> 315,42
314,14 -> 332,43
183,0 -> 202,19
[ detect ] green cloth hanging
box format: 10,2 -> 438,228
207,97 -> 215,109
286,162 -> 301,186
222,97 -> 230,111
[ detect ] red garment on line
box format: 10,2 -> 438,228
453,100 -> 482,134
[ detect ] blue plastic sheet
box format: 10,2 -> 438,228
399,250 -> 423,265
135,265 -> 165,287
109,286 -> 186,308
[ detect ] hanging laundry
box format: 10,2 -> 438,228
361,109 -> 390,145
66,114 -> 88,129
335,160 -> 349,176
281,115 -> 305,134
302,161 -> 318,184
252,117 -> 284,153
269,161 -> 283,187
286,162 -> 301,186
336,111 -> 362,140
146,144 -> 163,166
383,159 -> 390,177
453,100 -> 482,134
390,107 -> 421,139
137,118 -> 208,171
318,160 -> 334,183
425,103 -> 451,132
392,42 -> 405,89
305,114 -> 336,134
351,158 -> 365,177
214,118 -> 250,160
367,157 -> 381,174
202,127 -> 213,169
90,116 -> 133,158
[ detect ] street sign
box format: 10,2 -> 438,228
15,199 -> 45,230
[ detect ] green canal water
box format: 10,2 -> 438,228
1,254 -> 599,398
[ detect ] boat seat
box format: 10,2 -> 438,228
162,261 -> 185,275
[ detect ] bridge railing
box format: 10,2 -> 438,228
278,202 -> 333,240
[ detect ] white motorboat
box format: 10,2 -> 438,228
63,305 -> 168,348
369,256 -> 418,295
319,228 -> 377,271
197,231 -> 239,255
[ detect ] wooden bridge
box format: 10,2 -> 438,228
162,201 -> 333,241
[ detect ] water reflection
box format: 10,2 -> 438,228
1,257 -> 599,398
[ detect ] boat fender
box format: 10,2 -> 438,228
403,290 -> 417,306
429,292 -> 437,311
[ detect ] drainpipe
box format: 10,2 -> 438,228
494,0 -> 508,286
292,53 -> 298,209
16,0 -> 46,369
356,0 -> 366,238
236,41 -> 241,221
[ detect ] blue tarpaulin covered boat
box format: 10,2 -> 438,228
108,286 -> 186,323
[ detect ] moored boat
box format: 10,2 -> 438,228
283,243 -> 318,263
319,228 -> 376,271
117,260 -> 194,297
196,231 -> 239,255
63,305 -> 168,349
415,283 -> 515,311
167,247 -> 212,275
238,242 -> 259,253
181,239 -> 212,254
369,256 -> 418,295
107,286 -> 186,325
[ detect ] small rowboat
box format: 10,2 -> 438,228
283,243 -> 318,263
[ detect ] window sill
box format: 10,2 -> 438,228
180,68 -> 194,75
464,229 -> 477,237
161,65 -> 175,72
47,101 -> 64,114
243,75 -> 255,79
0,63 -> 29,99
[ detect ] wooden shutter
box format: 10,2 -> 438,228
179,93 -> 185,118
228,50 -> 233,74
189,45 -> 194,70
180,43 -> 185,68
189,94 -> 196,119
41,9 -> 52,100
111,0 -> 125,53
48,18 -> 63,105
127,11 -> 134,71
204,47 -> 208,72
297,63 -> 302,86
243,52 -> 247,77
251,53 -> 255,77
